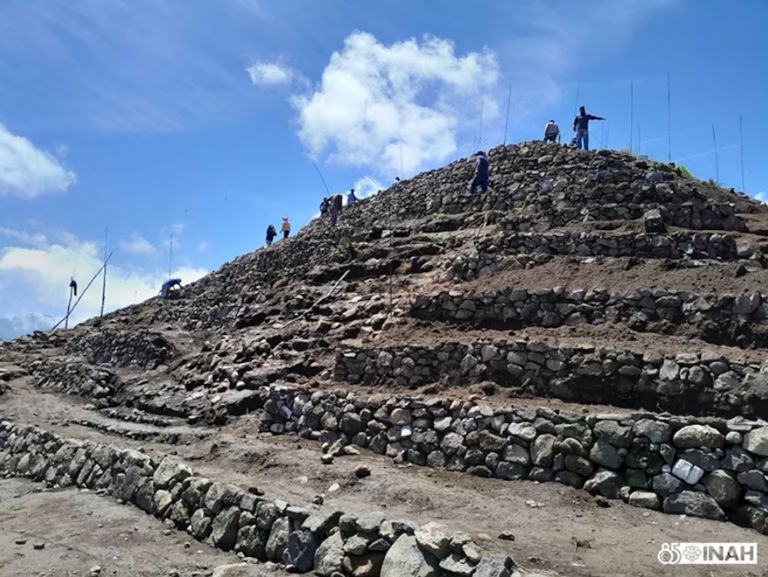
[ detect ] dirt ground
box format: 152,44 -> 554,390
460,255 -> 768,295
0,478 -> 289,577
2,383 -> 767,577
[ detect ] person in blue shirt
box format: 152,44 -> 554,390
160,278 -> 182,299
573,106 -> 605,151
468,151 -> 489,195
347,188 -> 357,204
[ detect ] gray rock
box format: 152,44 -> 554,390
441,432 -> 465,456
380,534 -> 439,577
737,469 -> 768,492
672,425 -> 725,449
204,483 -> 242,515
628,490 -> 661,510
702,470 -> 741,509
663,491 -> 726,520
189,508 -> 212,540
743,427 -> 768,456
302,509 -> 343,536
414,522 -> 449,558
439,553 -> 475,576
473,554 -> 516,577
583,470 -> 623,499
314,531 -> 345,576
633,419 -> 671,443
589,440 -> 622,469
652,473 -> 684,497
282,529 -> 319,572
265,516 -> 290,561
593,420 -> 632,448
153,489 -> 173,516
502,443 -> 530,466
210,506 -> 241,550
152,457 -> 191,489
234,525 -> 267,559
531,434 -> 555,467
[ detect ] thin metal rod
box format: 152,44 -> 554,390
629,80 -> 634,153
65,281 -> 74,330
573,84 -> 580,119
502,84 -> 512,146
667,72 -> 672,162
712,125 -> 720,183
53,253 -> 114,331
100,226 -> 108,317
739,114 -> 746,192
312,162 -> 332,196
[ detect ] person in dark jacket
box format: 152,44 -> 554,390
329,193 -> 343,226
266,224 -> 277,247
468,150 -> 489,194
573,106 -> 605,151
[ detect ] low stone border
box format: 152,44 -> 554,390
411,287 -> 767,348
489,230 -> 747,262
0,421 -> 515,577
335,342 -> 768,419
254,385 -> 768,535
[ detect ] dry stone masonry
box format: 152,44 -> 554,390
335,343 -> 768,419
0,421 -> 515,577
253,385 -> 768,535
412,287 -> 768,348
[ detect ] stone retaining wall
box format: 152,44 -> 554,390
490,230 -> 747,261
334,343 -> 768,419
67,328 -> 175,369
0,421 -> 514,577
254,385 -> 768,535
411,288 -> 768,348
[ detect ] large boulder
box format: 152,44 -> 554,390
380,535 -> 439,577
210,506 -> 241,550
282,529 -> 319,572
414,522 -> 450,558
702,470 -> 742,509
663,491 -> 726,521
743,427 -> 768,456
473,554 -> 516,577
314,531 -> 345,576
672,425 -> 725,449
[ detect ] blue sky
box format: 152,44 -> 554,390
1,0 -> 766,339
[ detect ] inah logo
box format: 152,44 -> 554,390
658,543 -> 758,565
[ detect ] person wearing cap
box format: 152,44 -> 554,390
281,217 -> 291,239
544,120 -> 560,143
468,150 -> 490,195
573,106 -> 605,151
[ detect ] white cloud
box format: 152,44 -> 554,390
119,232 -> 156,255
247,62 -> 296,86
198,240 -> 209,252
351,176 -> 385,199
0,225 -> 48,247
754,191 -> 767,204
0,124 -> 77,198
0,312 -> 56,341
292,32 -> 499,176
0,234 -> 208,330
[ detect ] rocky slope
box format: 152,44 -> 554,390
2,141 -> 768,575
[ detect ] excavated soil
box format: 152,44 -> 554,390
1,383 -> 767,577
0,477 -> 289,577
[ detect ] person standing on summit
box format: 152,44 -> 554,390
573,106 -> 605,151
468,150 -> 490,195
